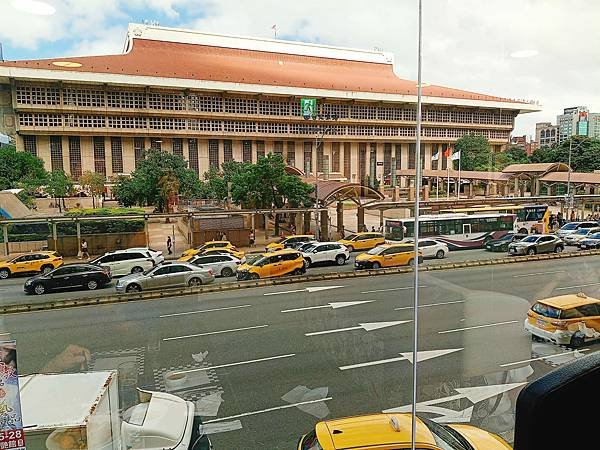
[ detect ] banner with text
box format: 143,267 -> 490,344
0,341 -> 25,450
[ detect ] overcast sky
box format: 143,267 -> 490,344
1,0 -> 599,138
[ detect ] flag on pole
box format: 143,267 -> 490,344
451,150 -> 461,161
443,146 -> 452,158
431,152 -> 439,161
271,24 -> 277,38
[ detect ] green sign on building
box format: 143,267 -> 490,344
300,98 -> 317,118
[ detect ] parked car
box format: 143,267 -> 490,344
298,413 -> 512,450
578,232 -> 600,249
555,221 -> 599,239
338,232 -> 385,252
405,238 -> 449,259
485,232 -> 528,252
563,227 -> 600,246
355,243 -> 422,269
126,247 -> 164,264
301,242 -> 350,267
189,253 -> 240,277
198,247 -> 245,261
115,262 -> 214,293
0,251 -> 63,279
524,292 -> 600,348
180,241 -> 237,259
91,249 -> 156,276
266,235 -> 315,252
289,240 -> 318,250
507,234 -> 564,255
24,263 -> 111,295
236,249 -> 305,280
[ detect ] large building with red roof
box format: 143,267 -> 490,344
0,23 -> 538,185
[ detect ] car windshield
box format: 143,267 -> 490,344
560,223 -> 579,230
532,302 -> 562,319
345,234 -> 358,241
303,244 -> 317,253
244,254 -> 262,265
499,234 -> 514,241
521,236 -> 538,243
589,233 -> 600,239
367,246 -> 386,255
575,229 -> 591,235
249,256 -> 268,267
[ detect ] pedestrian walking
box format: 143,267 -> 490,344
81,239 -> 90,261
249,230 -> 255,247
371,226 -> 376,232
221,232 -> 227,241
166,236 -> 173,255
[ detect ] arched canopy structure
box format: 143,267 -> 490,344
314,181 -> 384,206
285,165 -> 305,176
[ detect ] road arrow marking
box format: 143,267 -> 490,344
163,324 -> 269,341
339,348 -> 461,370
173,353 -> 295,375
361,285 -> 427,294
264,285 -> 344,296
438,320 -> 518,334
394,300 -> 464,311
399,348 -> 463,363
281,300 -> 374,313
306,320 -> 411,336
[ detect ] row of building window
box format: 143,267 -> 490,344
18,113 -> 511,140
24,135 -> 456,183
15,84 -> 514,125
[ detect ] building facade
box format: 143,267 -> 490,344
0,23 -> 537,187
535,122 -> 558,147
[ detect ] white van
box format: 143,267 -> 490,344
92,249 -> 156,276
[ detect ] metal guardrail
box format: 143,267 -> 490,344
2,248 -> 599,315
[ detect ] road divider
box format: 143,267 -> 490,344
3,248 -> 600,314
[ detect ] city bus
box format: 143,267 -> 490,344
384,213 -> 517,250
440,204 -> 550,234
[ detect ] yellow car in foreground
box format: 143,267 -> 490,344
180,241 -> 237,259
298,413 -> 511,450
236,249 -> 305,280
0,251 -> 63,279
338,232 -> 384,252
355,244 -> 421,270
266,234 -> 315,252
525,292 -> 600,348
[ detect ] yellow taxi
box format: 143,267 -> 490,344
525,292 -> 600,348
355,243 -> 421,270
180,241 -> 237,260
338,232 -> 384,252
298,413 -> 511,450
266,234 -> 315,252
236,249 -> 305,280
0,251 -> 63,279
199,246 -> 245,261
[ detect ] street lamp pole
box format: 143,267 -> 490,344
566,138 -> 573,218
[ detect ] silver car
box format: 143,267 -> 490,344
115,262 -> 214,293
508,234 -> 564,255
563,227 -> 600,246
189,254 -> 240,277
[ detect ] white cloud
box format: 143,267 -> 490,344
1,0 -> 599,137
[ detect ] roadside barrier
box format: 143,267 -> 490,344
3,248 -> 600,314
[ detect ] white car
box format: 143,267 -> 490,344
91,249 -> 156,276
127,247 -> 165,265
563,227 -> 600,246
405,238 -> 449,259
301,242 -> 350,267
188,253 -> 240,277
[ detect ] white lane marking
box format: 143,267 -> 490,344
555,282 -> 600,291
264,285 -> 344,296
305,320 -> 411,336
281,300 -> 373,313
394,300 -> 465,311
512,270 -> 565,278
173,353 -> 295,375
203,397 -> 333,423
202,420 -> 243,434
499,348 -> 589,368
159,304 -> 252,318
438,320 -> 519,334
339,348 -> 461,370
361,285 -> 427,294
163,325 -> 269,341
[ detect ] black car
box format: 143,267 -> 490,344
24,264 -> 112,295
485,233 -> 528,252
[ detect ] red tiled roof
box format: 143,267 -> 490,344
0,38 -> 520,103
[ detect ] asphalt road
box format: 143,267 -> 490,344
4,254 -> 600,449
0,246 -> 581,306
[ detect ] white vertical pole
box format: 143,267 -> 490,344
446,155 -> 450,200
411,1 -> 423,449
457,153 -> 461,200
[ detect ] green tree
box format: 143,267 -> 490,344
79,171 -> 105,208
46,170 -> 74,213
0,144 -> 47,193
529,137 -> 600,172
494,144 -> 530,169
454,134 -> 493,171
158,170 -> 180,213
113,149 -> 203,212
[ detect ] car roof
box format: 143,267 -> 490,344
317,413 -> 435,448
347,232 -> 382,236
283,234 -> 314,239
537,293 -> 600,310
260,249 -> 301,256
203,240 -> 230,245
106,248 -> 148,254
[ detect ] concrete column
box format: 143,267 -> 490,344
490,182 -> 498,196
320,210 -> 329,241
379,210 -> 384,228
485,183 -> 490,197
408,186 -> 415,202
295,213 -> 303,234
52,222 -> 58,252
336,202 -> 344,235
303,212 -> 311,234
468,183 -> 474,198
2,225 -> 8,256
264,213 -> 269,239
144,217 -> 150,247
423,184 -> 430,201
76,221 -> 81,245
534,177 -> 541,196
514,177 -> 519,194
357,207 -> 365,232
393,186 -> 400,202
455,181 -> 459,197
